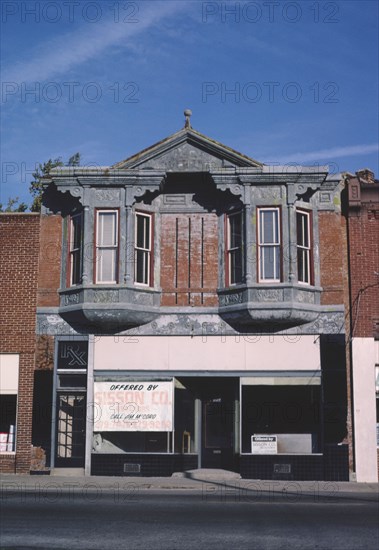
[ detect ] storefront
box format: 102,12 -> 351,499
50,334 -> 343,479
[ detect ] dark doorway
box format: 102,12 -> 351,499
201,381 -> 236,470
55,393 -> 86,467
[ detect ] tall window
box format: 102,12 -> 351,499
135,212 -> 152,286
296,210 -> 312,284
96,210 -> 118,284
258,207 -> 281,282
227,211 -> 244,285
69,212 -> 83,286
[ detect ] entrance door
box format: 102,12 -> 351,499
202,393 -> 235,470
55,393 -> 86,467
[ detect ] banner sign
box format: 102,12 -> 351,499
93,381 -> 173,432
251,435 -> 278,454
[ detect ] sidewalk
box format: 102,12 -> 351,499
1,470 -> 378,501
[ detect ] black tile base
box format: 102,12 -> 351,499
91,454 -> 198,477
239,444 -> 349,481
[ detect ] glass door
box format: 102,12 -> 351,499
55,393 -> 86,467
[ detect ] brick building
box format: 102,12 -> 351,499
0,214 -> 40,473
31,112 -> 351,479
345,169 -> 379,482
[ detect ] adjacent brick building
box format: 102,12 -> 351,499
344,169 -> 379,482
0,214 -> 40,473
0,213 -> 62,473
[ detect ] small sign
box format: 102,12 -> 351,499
58,341 -> 88,370
274,464 -> 291,474
251,435 -> 278,455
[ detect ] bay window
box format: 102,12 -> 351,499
69,212 -> 83,286
296,209 -> 312,284
95,210 -> 118,284
135,212 -> 152,286
226,211 -> 244,285
258,207 -> 281,282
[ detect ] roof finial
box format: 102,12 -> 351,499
184,109 -> 192,129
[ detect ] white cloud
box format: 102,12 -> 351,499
267,143 -> 379,164
2,1 -> 187,84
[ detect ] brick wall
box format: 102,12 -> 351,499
347,197 -> 379,338
160,213 -> 219,306
0,214 -> 40,473
37,215 -> 62,307
319,211 -> 345,306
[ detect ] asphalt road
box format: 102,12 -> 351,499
1,489 -> 378,550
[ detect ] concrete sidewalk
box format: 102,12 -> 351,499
1,470 -> 378,501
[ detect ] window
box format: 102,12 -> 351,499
135,212 -> 152,286
296,210 -> 312,284
258,208 -> 281,282
0,354 -> 18,453
95,210 -> 118,284
69,213 -> 83,286
227,211 -> 244,285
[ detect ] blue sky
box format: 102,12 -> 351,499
1,0 -> 378,207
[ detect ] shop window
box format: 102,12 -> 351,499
95,210 -> 119,284
69,212 -> 83,286
296,209 -> 312,284
258,207 -> 281,282
135,212 -> 152,286
241,385 -> 321,453
92,432 -> 170,453
226,211 -> 244,285
0,395 -> 17,452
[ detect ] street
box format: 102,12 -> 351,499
1,486 -> 378,549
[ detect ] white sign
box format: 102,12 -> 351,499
251,435 -> 278,455
93,381 -> 173,432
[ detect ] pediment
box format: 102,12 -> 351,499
113,128 -> 262,172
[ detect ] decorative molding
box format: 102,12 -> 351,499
63,292 -> 80,305
255,289 -> 283,302
95,189 -> 120,202
219,292 -> 244,306
93,290 -> 119,303
254,186 -> 282,201
296,290 -> 315,304
131,291 -> 154,306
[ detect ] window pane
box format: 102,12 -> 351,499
260,246 -> 280,280
71,250 -> 81,285
230,214 -> 242,249
135,249 -> 149,284
296,211 -> 311,284
230,249 -> 243,284
274,246 -> 280,279
264,247 -> 275,279
98,212 -> 116,246
262,210 -> 274,243
136,214 -> 150,250
297,212 -> 309,248
72,215 -> 82,249
70,214 -> 83,286
98,249 -> 116,282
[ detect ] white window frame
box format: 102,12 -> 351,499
134,212 -> 152,286
95,210 -> 118,284
227,211 -> 244,286
69,212 -> 83,286
258,207 -> 281,283
296,209 -> 311,285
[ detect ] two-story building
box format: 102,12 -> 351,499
344,169 -> 379,482
37,111 -> 350,479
